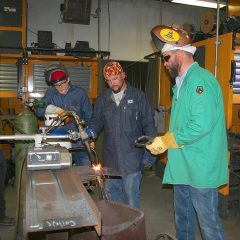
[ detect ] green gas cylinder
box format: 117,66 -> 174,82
14,109 -> 38,237
14,109 -> 38,183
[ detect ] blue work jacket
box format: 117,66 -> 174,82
36,84 -> 92,133
90,84 -> 157,175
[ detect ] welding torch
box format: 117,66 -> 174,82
135,135 -> 154,148
69,111 -> 98,166
45,108 -> 98,165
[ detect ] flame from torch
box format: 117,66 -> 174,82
92,163 -> 102,172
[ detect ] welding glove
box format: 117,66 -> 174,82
85,128 -> 97,149
85,128 -> 97,140
45,104 -> 68,121
146,132 -> 181,155
89,142 -> 95,149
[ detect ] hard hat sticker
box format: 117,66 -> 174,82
160,29 -> 180,43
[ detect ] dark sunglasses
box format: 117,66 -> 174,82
162,55 -> 171,62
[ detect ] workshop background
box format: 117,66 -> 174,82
0,0 -> 240,240
26,0 -> 207,60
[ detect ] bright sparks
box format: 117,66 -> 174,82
92,163 -> 102,171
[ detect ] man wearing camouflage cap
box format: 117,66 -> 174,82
90,61 -> 157,208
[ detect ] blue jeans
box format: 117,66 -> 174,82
105,171 -> 142,208
72,151 -> 91,166
174,185 -> 224,240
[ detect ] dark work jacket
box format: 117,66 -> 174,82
90,84 -> 157,175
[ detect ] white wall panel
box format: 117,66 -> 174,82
27,0 -> 208,60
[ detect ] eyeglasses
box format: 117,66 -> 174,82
162,55 -> 171,62
53,80 -> 68,88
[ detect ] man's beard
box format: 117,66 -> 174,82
169,66 -> 178,79
113,86 -> 122,94
112,81 -> 124,93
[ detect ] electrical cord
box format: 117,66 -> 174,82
45,115 -> 67,134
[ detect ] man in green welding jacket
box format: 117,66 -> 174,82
146,24 -> 228,240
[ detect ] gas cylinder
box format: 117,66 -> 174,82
14,108 -> 38,237
14,108 -> 38,182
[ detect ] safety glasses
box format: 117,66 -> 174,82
53,80 -> 68,88
162,55 -> 171,62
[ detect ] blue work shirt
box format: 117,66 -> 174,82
36,84 -> 92,133
90,83 -> 157,175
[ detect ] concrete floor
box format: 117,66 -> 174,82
0,168 -> 240,240
141,169 -> 240,240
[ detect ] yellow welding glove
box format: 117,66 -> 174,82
89,141 -> 95,149
146,132 -> 180,155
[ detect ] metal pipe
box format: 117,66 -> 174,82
0,134 -> 70,141
214,0 -> 220,77
0,134 -> 72,148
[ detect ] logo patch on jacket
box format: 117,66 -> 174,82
196,86 -> 204,94
128,99 -> 133,104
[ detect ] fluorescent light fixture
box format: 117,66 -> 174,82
171,0 -> 226,9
